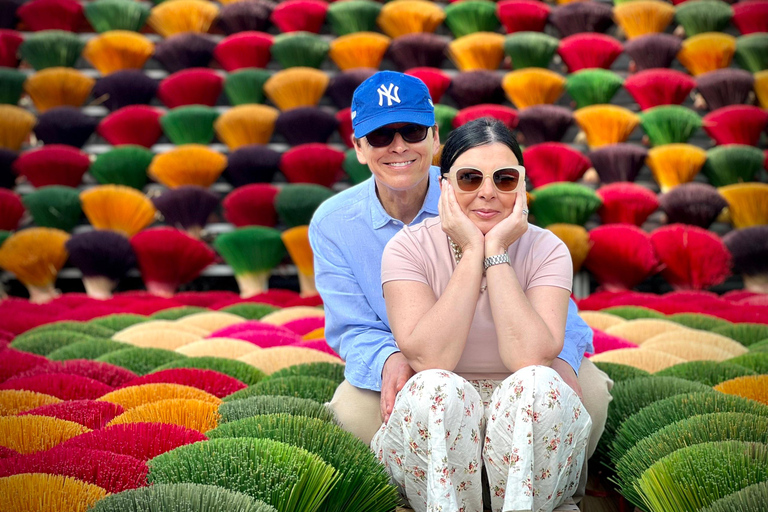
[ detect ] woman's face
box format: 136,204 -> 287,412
447,142 -> 523,235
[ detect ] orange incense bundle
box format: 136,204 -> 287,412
547,223 -> 591,273
501,68 -> 565,109
0,228 -> 70,303
328,32 -> 391,71
13,145 -> 90,188
82,31 -> 155,75
702,105 -> 768,146
377,0 -> 446,38
557,33 -> 623,72
596,183 -> 659,226
97,105 -> 163,148
23,68 -> 95,113
213,105 -> 280,149
573,105 -> 640,149
223,184 -> 279,227
646,143 -> 707,193
147,0 -> 219,38
677,32 -> 736,76
279,143 -> 345,188
613,0 -> 675,40
0,105 -> 36,151
718,183 -> 768,229
522,142 -> 591,188
624,69 -> 696,111
130,227 -> 216,297
263,68 -> 328,111
584,224 -> 660,291
447,32 -> 505,71
80,185 -> 157,237
148,145 -> 227,189
650,224 -> 732,290
281,225 -> 316,297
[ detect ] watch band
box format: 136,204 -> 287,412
484,253 -> 510,271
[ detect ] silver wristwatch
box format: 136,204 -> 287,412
483,253 -> 510,270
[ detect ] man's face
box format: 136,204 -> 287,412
353,123 -> 440,193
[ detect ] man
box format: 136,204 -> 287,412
309,71 -> 612,502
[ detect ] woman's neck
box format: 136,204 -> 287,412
376,178 -> 429,225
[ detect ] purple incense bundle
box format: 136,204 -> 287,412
695,69 -> 755,111
387,33 -> 450,71
153,33 -> 217,73
516,105 -> 574,145
92,70 -> 158,112
151,185 -> 220,239
587,143 -> 649,184
217,0 -> 275,35
325,68 -> 377,109
33,107 -> 98,148
447,70 -> 505,109
65,230 -> 137,299
224,144 -> 281,187
275,107 -> 339,146
549,1 -> 614,38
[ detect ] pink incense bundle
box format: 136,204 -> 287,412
279,143 -> 345,188
270,0 -> 328,33
173,291 -> 239,308
557,33 -> 623,73
650,224 -> 732,290
0,30 -> 23,68
596,183 -> 659,226
13,145 -> 90,188
590,329 -> 639,355
223,184 -> 279,227
17,0 -> 85,32
0,348 -> 48,383
584,224 -> 659,291
284,295 -> 323,307
496,0 -> 550,33
453,104 -> 519,131
213,31 -> 273,71
336,108 -> 353,148
130,227 -> 216,298
702,105 -> 768,146
405,67 -> 451,104
0,189 -> 22,231
282,316 -> 324,336
121,368 -> 246,399
522,142 -> 591,188
0,447 -> 17,458
0,447 -> 147,493
248,289 -> 302,306
0,373 -> 113,401
208,319 -> 296,339
157,68 -> 223,109
624,69 -> 696,111
516,105 -> 574,145
13,359 -> 137,388
20,400 -> 124,430
57,422 -> 207,461
97,105 -> 163,148
732,1 -> 768,35
294,338 -> 340,358
229,330 -> 303,348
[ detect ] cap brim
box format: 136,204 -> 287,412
353,110 -> 436,138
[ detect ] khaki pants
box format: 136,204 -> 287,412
326,358 -> 613,503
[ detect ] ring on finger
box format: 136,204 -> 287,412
522,208 -> 529,215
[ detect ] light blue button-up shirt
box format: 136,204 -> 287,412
309,166 -> 594,392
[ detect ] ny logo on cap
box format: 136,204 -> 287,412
377,83 -> 401,107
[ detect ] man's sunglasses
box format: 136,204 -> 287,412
365,124 -> 430,147
447,165 -> 525,193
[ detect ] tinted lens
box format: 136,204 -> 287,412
365,128 -> 395,147
400,124 -> 428,143
365,124 -> 428,147
493,168 -> 520,191
455,168 -> 484,191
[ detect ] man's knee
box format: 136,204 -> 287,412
326,380 -> 382,446
577,358 -> 613,459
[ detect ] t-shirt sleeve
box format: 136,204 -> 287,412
381,228 -> 430,287
527,231 -> 573,292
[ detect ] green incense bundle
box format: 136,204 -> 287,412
22,186 -> 82,233
84,0 -> 151,33
213,226 -> 286,298
701,481 -> 768,512
615,413 -> 768,509
503,32 -> 559,69
434,104 -> 458,145
10,331 -> 104,357
19,30 -> 86,70
148,437 -> 339,512
89,145 -> 154,190
0,230 -> 9,248
326,0 -> 382,36
14,320 -> 114,342
565,69 -> 624,109
727,353 -> 768,374
343,148 -> 371,185
225,375 -> 338,404
609,391 -> 768,472
47,338 -> 130,361
666,312 -> 732,331
218,395 -> 337,424
271,32 -> 329,69
91,483 -> 277,512
602,305 -> 666,320
529,182 -> 602,227
712,323 -> 768,347
224,69 -> 271,106
655,360 -> 757,386
208,414 -> 399,512
96,346 -> 188,375
160,105 -> 220,145
636,441 -> 768,512
0,68 -> 26,105
220,302 -> 279,320
674,0 -> 733,37
444,1 -> 500,38
593,362 -> 651,383
150,306 -> 209,321
639,105 -> 702,146
267,362 -> 345,385
275,184 -> 335,228
734,34 -> 768,73
702,144 -> 766,188
89,313 -> 149,331
153,356 -> 267,386
749,339 -> 768,353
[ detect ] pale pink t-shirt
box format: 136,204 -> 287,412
381,216 -> 573,381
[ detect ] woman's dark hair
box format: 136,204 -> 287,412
439,118 -> 523,175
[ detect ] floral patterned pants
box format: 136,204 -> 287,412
371,366 -> 592,512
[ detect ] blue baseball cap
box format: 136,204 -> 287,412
351,71 -> 435,138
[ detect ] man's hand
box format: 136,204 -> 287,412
551,357 -> 583,400
381,352 -> 415,424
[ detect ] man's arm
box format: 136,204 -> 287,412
553,298 -> 594,398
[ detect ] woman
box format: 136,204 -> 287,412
372,118 -> 592,512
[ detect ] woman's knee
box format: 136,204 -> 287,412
398,369 -> 479,415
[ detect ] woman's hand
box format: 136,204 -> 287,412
484,186 -> 528,256
439,179 -> 484,253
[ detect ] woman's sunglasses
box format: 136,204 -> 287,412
447,165 -> 525,193
365,124 -> 429,147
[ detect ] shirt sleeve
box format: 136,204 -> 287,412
309,217 -> 400,392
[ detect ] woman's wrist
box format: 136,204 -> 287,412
484,241 -> 508,257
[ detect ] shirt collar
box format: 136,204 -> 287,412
370,166 -> 441,229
